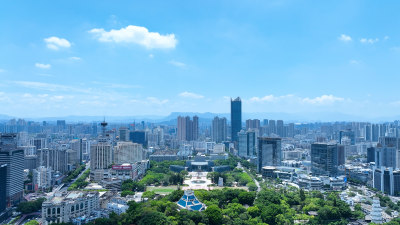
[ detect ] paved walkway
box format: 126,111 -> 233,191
183,172 -> 212,190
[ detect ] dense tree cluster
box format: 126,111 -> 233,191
68,169 -> 90,190
25,220 -> 39,225
16,198 -> 46,214
384,218 -> 400,225
52,186 -> 366,225
207,168 -> 253,187
63,164 -> 86,183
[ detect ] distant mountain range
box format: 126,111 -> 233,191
0,112 -> 399,123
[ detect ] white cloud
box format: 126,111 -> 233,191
149,54 -> 154,58
248,95 -> 294,103
35,63 -> 51,69
338,34 -> 352,42
12,81 -> 90,93
360,38 -> 379,44
249,95 -> 278,102
0,69 -> 5,73
146,97 -> 168,104
384,36 -> 390,40
89,25 -> 177,49
44,36 -> 71,50
349,59 -> 361,65
69,56 -> 81,61
169,60 -> 186,68
248,94 -> 345,105
179,91 -> 204,99
302,95 -> 344,104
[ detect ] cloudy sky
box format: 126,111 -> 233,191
1,1 -> 400,119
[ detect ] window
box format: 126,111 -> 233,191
57,208 -> 60,214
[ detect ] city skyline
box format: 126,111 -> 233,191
2,1 -> 400,119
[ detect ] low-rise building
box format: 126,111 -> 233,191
41,191 -> 100,225
107,202 -> 128,215
298,175 -> 323,190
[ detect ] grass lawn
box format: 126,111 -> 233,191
147,186 -> 178,194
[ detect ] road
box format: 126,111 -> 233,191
14,212 -> 41,225
237,162 -> 261,193
60,162 -> 90,192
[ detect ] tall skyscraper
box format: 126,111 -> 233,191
0,164 -> 7,212
276,120 -> 284,137
257,137 -> 282,172
269,120 -> 276,135
0,134 -> 24,207
372,124 -> 380,142
118,127 -> 130,142
129,131 -> 147,147
311,143 -> 338,176
56,120 -> 66,131
374,147 -> 397,168
230,97 -> 242,143
288,123 -> 295,138
365,124 -> 372,141
337,145 -> 345,166
212,117 -> 227,143
177,116 -> 199,141
193,116 -> 199,141
238,130 -> 256,158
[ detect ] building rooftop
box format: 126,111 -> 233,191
177,190 -> 206,211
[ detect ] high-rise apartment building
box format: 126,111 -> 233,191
177,116 -> 199,141
276,120 -> 284,137
114,142 -> 144,164
0,134 -> 24,207
212,117 -> 227,143
311,143 -> 338,176
90,142 -> 112,171
246,119 -> 260,130
238,130 -> 256,158
288,123 -> 295,138
230,97 -> 242,142
269,120 -> 276,135
257,137 -> 282,172
372,124 -> 380,142
365,124 -> 372,141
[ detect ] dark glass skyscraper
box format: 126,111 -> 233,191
311,143 -> 338,176
231,97 -> 242,143
0,134 -> 24,207
0,164 -> 7,213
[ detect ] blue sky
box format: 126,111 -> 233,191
1,0 -> 400,119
